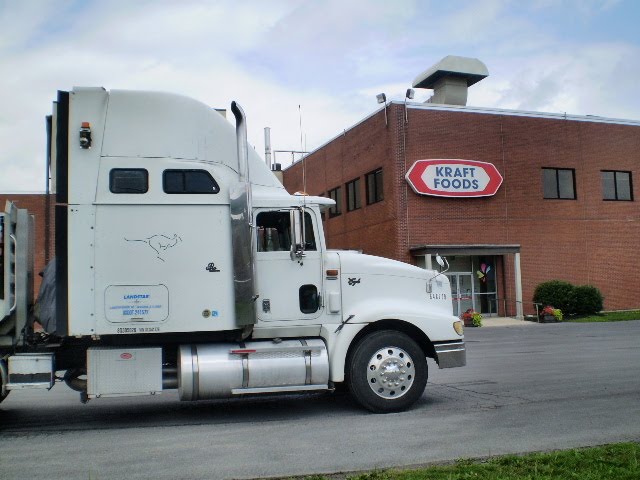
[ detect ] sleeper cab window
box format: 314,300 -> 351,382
163,169 -> 220,194
110,168 -> 148,194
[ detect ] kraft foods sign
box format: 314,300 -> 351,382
405,159 -> 503,198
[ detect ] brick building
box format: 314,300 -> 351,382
2,57 -> 639,317
1,193 -> 55,293
283,101 -> 640,317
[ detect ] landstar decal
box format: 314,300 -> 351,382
125,234 -> 182,261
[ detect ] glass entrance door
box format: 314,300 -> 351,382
447,273 -> 475,317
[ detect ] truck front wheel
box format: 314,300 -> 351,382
346,330 -> 427,413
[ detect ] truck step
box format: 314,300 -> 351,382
6,353 -> 54,390
231,384 -> 328,395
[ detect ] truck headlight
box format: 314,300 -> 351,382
453,321 -> 464,336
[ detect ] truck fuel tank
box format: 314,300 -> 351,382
178,339 -> 329,400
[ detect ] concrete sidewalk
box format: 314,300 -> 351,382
477,316 -> 537,327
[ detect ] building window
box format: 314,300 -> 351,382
601,171 -> 633,201
542,168 -> 576,200
328,187 -> 342,217
163,169 -> 220,194
366,168 -> 383,204
110,169 -> 148,194
346,178 -> 361,212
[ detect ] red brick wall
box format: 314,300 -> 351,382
0,194 -> 55,293
286,106 -> 406,259
284,104 -> 640,313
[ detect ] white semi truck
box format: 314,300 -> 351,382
0,88 -> 465,413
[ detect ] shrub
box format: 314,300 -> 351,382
574,285 -> 604,315
533,280 -> 577,314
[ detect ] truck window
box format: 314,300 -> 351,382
163,169 -> 220,194
299,284 -> 319,313
110,169 -> 148,194
256,211 -> 316,252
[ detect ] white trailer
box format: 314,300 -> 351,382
0,88 -> 465,412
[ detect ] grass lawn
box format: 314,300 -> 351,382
566,310 -> 640,323
290,443 -> 640,480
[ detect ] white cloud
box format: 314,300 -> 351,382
0,0 -> 638,191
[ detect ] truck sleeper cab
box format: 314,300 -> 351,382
0,88 -> 465,413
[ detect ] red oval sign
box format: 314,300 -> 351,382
406,159 -> 503,198
120,353 -> 133,360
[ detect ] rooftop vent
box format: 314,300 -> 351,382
412,55 -> 488,106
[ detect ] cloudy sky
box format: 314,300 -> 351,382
1,0 -> 638,192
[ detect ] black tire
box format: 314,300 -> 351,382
346,330 -> 428,413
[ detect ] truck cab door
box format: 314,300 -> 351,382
254,209 -> 323,322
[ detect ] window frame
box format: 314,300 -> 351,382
109,168 -> 149,194
255,210 -> 317,253
345,177 -> 361,212
365,168 -> 384,205
601,170 -> 633,201
162,169 -> 220,194
542,167 -> 576,200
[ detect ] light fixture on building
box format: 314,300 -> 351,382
376,93 -> 388,127
405,88 -> 415,123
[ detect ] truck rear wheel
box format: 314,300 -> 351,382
346,330 -> 427,413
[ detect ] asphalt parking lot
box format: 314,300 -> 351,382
1,320 -> 639,479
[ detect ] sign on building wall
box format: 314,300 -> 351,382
405,159 -> 503,198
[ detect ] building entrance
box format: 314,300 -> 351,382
447,273 -> 474,317
442,256 -> 499,317
413,244 -> 523,318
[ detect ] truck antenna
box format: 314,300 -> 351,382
299,105 -> 306,198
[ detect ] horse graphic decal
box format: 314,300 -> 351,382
125,234 -> 182,262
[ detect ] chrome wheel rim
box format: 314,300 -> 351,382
366,346 -> 416,399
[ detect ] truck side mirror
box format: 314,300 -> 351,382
427,254 -> 449,293
289,208 -> 305,260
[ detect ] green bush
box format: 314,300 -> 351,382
533,280 -> 577,314
574,284 -> 604,315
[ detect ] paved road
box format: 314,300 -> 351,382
1,321 -> 639,479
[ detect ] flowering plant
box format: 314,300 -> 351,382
461,308 -> 483,327
541,305 -> 563,321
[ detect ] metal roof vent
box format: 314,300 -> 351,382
412,55 -> 488,106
